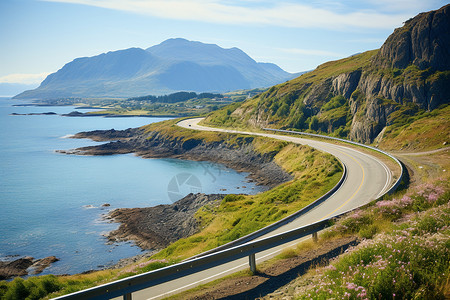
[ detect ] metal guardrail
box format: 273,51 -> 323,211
54,128 -> 403,300
53,219 -> 331,300
189,161 -> 347,260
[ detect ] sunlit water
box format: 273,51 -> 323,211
0,98 -> 262,275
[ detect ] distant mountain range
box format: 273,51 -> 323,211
14,39 -> 298,99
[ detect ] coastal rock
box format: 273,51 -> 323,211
71,128 -> 143,142
107,193 -> 225,250
0,256 -> 59,279
10,112 -> 57,116
62,111 -> 109,117
27,256 -> 59,275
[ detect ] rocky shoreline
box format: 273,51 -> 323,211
59,127 -> 292,187
0,256 -> 59,280
105,193 -> 225,250
50,125 -> 296,276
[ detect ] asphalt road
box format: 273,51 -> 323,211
129,118 -> 394,300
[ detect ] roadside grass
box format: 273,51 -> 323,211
0,258 -> 181,300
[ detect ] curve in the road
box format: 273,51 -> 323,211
132,117 -> 397,300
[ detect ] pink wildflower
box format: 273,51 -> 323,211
347,282 -> 357,290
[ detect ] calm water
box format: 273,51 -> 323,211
0,98 -> 262,275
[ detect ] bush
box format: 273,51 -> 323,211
2,275 -> 63,300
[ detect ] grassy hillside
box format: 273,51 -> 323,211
167,176 -> 449,299
203,48 -> 449,150
203,50 -> 377,131
377,104 -> 450,151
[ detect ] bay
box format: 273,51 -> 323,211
0,98 -> 262,275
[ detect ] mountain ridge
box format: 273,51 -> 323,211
14,39 -> 296,99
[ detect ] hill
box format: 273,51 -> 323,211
14,39 -> 296,100
204,5 -> 450,148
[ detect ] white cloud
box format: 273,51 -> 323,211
0,73 -> 49,84
43,0 -> 414,30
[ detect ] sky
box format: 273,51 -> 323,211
0,0 -> 448,87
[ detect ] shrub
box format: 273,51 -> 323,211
1,275 -> 63,300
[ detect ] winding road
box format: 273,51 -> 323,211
129,117 -> 395,300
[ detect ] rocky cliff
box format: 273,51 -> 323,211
373,5 -> 450,71
206,4 -> 450,144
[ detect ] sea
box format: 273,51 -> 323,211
0,97 -> 262,276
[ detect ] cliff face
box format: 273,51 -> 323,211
207,4 -> 450,144
374,5 -> 450,71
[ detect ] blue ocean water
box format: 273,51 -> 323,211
0,98 -> 262,275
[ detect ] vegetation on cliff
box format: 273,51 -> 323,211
2,4 -> 448,300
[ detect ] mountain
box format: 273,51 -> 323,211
205,4 -> 450,147
14,39 -> 296,99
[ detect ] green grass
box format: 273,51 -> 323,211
379,104 -> 450,151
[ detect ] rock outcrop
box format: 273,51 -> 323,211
373,5 -> 450,71
329,4 -> 449,142
0,256 -> 59,280
106,193 -> 225,250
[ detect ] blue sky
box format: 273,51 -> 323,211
0,0 -> 447,86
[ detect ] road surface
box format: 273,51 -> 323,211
129,118 -> 394,299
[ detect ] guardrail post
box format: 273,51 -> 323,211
123,293 -> 132,300
249,253 -> 256,273
312,232 -> 318,243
